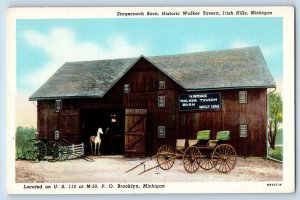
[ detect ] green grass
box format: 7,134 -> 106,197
268,146 -> 283,161
267,128 -> 283,161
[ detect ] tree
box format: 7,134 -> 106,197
15,126 -> 36,149
268,93 -> 283,149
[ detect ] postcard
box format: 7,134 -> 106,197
6,6 -> 295,194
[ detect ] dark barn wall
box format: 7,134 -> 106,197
178,89 -> 267,156
106,58 -> 185,155
37,100 -> 53,140
37,58 -> 268,157
37,97 -> 124,144
105,58 -> 268,156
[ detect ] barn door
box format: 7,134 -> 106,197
125,109 -> 147,157
59,110 -> 81,144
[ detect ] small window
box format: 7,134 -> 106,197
158,96 -> 165,107
239,124 -> 248,137
124,84 -> 130,93
55,130 -> 60,140
158,126 -> 165,138
55,100 -> 62,112
159,81 -> 165,89
239,91 -> 247,104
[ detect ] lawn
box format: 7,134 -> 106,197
268,129 -> 283,161
268,146 -> 283,161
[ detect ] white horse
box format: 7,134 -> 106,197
89,128 -> 103,155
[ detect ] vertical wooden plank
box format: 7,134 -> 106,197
37,101 -> 49,139
59,109 -> 81,144
124,109 -> 147,157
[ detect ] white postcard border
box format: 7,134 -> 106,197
6,6 -> 295,194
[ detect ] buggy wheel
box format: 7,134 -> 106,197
199,154 -> 214,170
183,146 -> 201,173
46,141 -> 60,161
157,145 -> 175,170
22,139 -> 47,161
212,144 -> 237,173
55,144 -> 70,161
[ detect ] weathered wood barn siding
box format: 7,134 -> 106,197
31,46 -> 275,157
108,58 -> 184,155
37,98 -> 124,144
178,89 -> 267,156
37,57 -> 184,155
36,58 -> 267,156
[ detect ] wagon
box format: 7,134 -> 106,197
126,139 -> 187,175
183,130 -> 237,173
126,130 -> 237,174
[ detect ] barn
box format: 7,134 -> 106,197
29,46 -> 275,157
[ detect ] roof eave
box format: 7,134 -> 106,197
186,85 -> 276,92
29,95 -> 104,101
29,85 -> 276,101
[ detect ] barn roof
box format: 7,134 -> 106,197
29,46 -> 276,100
149,46 -> 276,91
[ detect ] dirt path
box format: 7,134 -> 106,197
15,156 -> 282,183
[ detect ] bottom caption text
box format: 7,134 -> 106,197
23,183 -> 166,191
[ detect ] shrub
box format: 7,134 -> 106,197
268,146 -> 283,161
15,126 -> 36,157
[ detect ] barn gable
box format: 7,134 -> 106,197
29,46 -> 276,101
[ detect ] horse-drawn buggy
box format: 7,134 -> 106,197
127,130 -> 237,174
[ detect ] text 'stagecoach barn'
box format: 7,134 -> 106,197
29,46 -> 275,157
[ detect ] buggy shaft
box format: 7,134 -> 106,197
138,154 -> 179,175
125,154 -> 158,173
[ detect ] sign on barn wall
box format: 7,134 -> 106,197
179,93 -> 221,111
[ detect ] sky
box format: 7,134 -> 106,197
16,17 -> 283,127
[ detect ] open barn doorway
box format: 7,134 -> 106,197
80,109 -> 125,156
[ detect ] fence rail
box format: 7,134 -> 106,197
67,143 -> 84,159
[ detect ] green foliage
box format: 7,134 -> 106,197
268,93 -> 283,123
268,146 -> 283,161
268,92 -> 283,149
15,126 -> 36,157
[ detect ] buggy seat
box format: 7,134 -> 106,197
207,130 -> 230,148
188,130 -> 211,147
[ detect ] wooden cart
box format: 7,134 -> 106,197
126,139 -> 187,175
183,130 -> 237,173
126,130 -> 237,175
